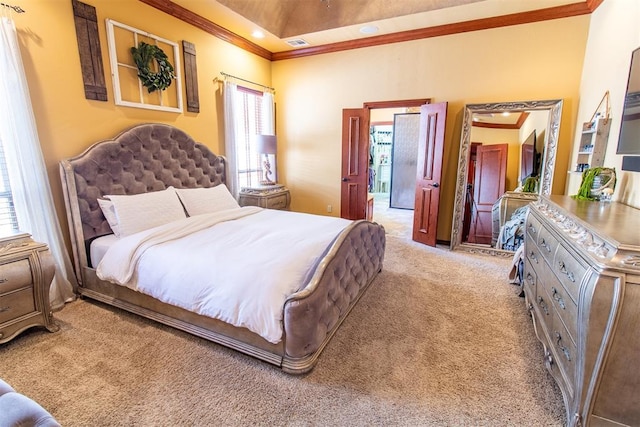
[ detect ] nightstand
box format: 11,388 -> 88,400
0,233 -> 58,344
238,184 -> 291,210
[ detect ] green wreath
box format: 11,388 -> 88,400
130,42 -> 176,93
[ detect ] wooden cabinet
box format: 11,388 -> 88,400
574,117 -> 611,172
524,196 -> 640,426
0,233 -> 58,344
238,185 -> 290,210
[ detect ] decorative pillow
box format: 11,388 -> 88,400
105,187 -> 186,237
97,198 -> 121,238
175,185 -> 240,217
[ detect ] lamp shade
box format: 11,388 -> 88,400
256,135 -> 277,154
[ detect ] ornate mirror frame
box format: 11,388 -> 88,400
450,99 -> 563,256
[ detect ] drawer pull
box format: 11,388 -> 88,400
551,287 -> 566,310
526,273 -> 534,285
528,223 -> 537,234
540,238 -> 551,253
0,278 -> 7,283
537,296 -> 549,315
555,331 -> 572,361
0,306 -> 9,313
558,261 -> 576,282
529,251 -> 538,264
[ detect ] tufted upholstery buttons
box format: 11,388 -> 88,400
65,124 -> 226,241
283,221 -> 385,359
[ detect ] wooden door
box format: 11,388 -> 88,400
466,143 -> 507,244
412,102 -> 447,246
340,108 -> 370,220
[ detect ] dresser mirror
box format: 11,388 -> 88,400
450,99 -> 563,256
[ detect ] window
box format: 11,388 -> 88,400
235,86 -> 268,189
0,139 -> 19,235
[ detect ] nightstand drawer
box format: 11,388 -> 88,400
0,259 -> 33,293
0,287 -> 35,324
265,193 -> 289,210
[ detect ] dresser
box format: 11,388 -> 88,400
0,233 -> 58,344
524,195 -> 640,426
238,184 -> 291,210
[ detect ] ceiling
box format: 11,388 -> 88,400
170,0 -> 584,53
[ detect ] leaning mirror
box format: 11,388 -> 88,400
450,99 -> 563,256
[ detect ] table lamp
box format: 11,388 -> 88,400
256,134 -> 277,185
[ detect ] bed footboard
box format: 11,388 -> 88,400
282,220 -> 385,374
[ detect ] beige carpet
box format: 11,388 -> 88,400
0,228 -> 565,426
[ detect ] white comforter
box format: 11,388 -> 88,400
96,207 -> 351,344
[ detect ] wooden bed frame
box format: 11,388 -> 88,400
59,123 -> 385,374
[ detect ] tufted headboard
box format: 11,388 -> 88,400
60,123 -> 227,283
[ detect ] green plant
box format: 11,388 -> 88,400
572,167 -> 615,201
522,176 -> 538,193
130,42 -> 175,93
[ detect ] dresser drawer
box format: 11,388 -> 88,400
537,227 -> 559,265
525,213 -> 542,242
0,287 -> 36,324
525,234 -> 543,268
523,258 -> 537,301
0,259 -> 33,293
551,312 -> 577,393
534,285 -> 554,333
553,244 -> 588,303
546,281 -> 578,345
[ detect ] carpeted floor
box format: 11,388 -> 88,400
0,203 -> 565,426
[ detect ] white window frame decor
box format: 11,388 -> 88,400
105,19 -> 183,113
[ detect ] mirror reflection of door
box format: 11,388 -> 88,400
465,143 -> 507,244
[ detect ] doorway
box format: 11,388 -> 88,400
341,98 -> 446,246
369,108 -> 419,238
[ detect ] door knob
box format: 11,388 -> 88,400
342,177 -> 349,182
432,182 -> 440,187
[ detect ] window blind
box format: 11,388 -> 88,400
0,138 -> 19,235
236,86 -> 265,189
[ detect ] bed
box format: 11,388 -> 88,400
59,123 -> 385,374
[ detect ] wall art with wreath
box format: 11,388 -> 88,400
105,19 -> 183,113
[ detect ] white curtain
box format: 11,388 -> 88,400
0,16 -> 76,309
223,80 -> 276,195
261,91 -> 275,135
223,80 -> 241,198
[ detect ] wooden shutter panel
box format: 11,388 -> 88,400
182,41 -> 200,113
72,0 -> 107,101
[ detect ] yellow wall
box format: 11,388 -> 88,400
272,16 -> 590,240
14,1 -> 592,246
568,0 -> 640,208
15,0 -> 271,246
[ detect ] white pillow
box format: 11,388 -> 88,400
106,187 -> 186,237
175,185 -> 240,217
98,198 -> 121,238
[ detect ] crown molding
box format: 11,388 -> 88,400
272,2 -> 593,61
138,1 -> 596,63
138,0 -> 273,60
